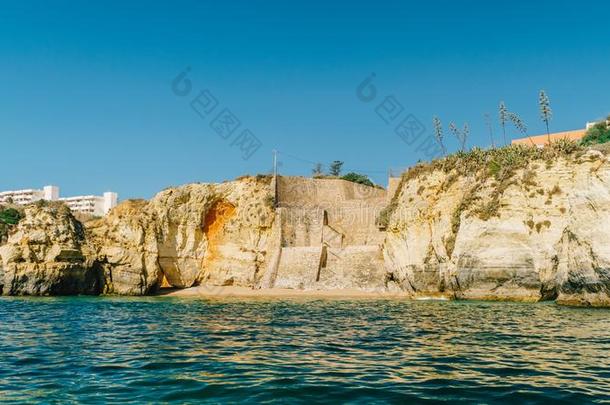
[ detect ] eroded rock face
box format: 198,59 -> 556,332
2,154 -> 609,305
87,177 -> 276,294
86,199 -> 161,295
0,202 -> 100,296
0,177 -> 276,296
383,150 -> 610,305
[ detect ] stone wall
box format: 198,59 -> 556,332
270,177 -> 389,291
273,246 -> 324,289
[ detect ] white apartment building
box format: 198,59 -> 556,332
60,192 -> 118,216
0,185 -> 118,216
0,185 -> 59,206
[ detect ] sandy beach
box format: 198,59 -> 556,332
157,285 -> 413,300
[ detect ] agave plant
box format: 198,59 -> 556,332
499,102 -> 509,146
433,116 -> 446,156
449,122 -> 469,152
508,112 -> 535,146
539,90 -> 553,144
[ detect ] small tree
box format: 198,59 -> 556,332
433,116 -> 446,156
484,113 -> 495,148
329,161 -> 344,177
539,89 -> 552,144
312,163 -> 323,177
499,101 -> 508,146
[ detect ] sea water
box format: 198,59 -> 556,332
1,297 -> 609,403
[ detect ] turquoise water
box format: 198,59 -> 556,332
1,297 -> 610,404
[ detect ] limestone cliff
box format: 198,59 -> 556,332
0,202 -> 100,295
383,147 -> 610,306
85,175 -> 387,295
2,145 -> 609,307
86,176 -> 276,294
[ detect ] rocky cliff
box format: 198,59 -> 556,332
0,177 -> 275,296
0,202 -> 100,295
86,176 -> 276,295
2,145 -> 609,306
383,145 -> 610,306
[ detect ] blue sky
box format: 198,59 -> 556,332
1,0 -> 609,199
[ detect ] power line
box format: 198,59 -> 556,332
277,151 -> 319,166
276,150 -> 388,175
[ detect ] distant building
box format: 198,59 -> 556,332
0,185 -> 118,216
60,192 -> 118,216
512,128 -> 587,148
512,118 -> 610,147
0,185 -> 59,206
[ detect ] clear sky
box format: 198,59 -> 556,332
1,0 -> 609,199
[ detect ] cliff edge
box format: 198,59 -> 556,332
1,144 -> 609,306
383,144 -> 610,306
0,202 -> 100,295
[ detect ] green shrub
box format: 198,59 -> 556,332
487,160 -> 501,178
552,138 -> 582,154
0,208 -> 22,225
581,118 -> 610,146
0,208 -> 23,244
341,172 -> 375,187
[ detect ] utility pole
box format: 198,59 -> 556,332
272,149 -> 278,208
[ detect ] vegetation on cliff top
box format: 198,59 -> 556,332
581,116 -> 610,146
310,160 -> 382,188
402,139 -> 586,183
378,139 -> 603,230
0,206 -> 23,244
340,172 -> 375,187
0,208 -> 21,225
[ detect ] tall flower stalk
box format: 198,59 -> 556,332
508,112 -> 534,146
499,102 -> 508,146
539,90 -> 553,145
433,116 -> 446,156
449,122 -> 469,152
